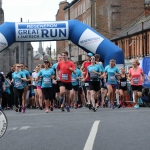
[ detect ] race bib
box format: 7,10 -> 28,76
62,74 -> 68,80
15,80 -> 22,87
85,82 -> 89,86
110,76 -> 115,81
133,78 -> 139,84
43,77 -> 51,84
72,78 -> 77,82
121,82 -> 126,87
90,72 -> 98,79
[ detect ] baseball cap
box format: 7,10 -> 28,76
87,53 -> 93,57
44,60 -> 49,63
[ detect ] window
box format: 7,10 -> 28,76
111,12 -> 121,29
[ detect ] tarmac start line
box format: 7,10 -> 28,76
83,120 -> 100,150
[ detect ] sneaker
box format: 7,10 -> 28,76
60,97 -> 64,105
60,107 -> 65,112
88,104 -> 92,110
22,107 -> 26,113
74,104 -> 77,109
19,107 -> 22,112
50,107 -> 53,111
39,106 -> 43,110
96,103 -> 99,108
117,104 -> 121,108
66,106 -> 70,112
135,104 -> 139,109
92,107 -> 97,112
111,104 -> 115,109
45,108 -> 50,113
15,108 -> 18,112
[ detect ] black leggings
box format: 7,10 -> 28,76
2,92 -> 11,108
42,87 -> 53,104
13,88 -> 24,108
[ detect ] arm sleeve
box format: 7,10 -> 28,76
37,71 -> 41,77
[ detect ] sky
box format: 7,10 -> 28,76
2,0 -> 72,51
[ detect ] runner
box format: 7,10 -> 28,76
86,56 -> 103,112
0,72 -> 5,110
71,62 -> 82,109
56,51 -> 75,112
52,54 -> 62,107
128,59 -> 144,109
104,59 -> 120,109
36,60 -> 55,113
95,54 -> 105,107
11,64 -> 27,112
119,68 -> 128,108
80,53 -> 93,108
20,63 -> 31,113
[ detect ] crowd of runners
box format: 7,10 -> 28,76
0,51 -> 145,113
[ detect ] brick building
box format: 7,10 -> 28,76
56,0 -> 145,63
111,1 -> 150,71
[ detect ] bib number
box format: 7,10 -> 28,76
110,76 -> 115,81
85,82 -> 89,86
121,82 -> 126,87
133,78 -> 139,84
43,77 -> 51,84
15,80 -> 22,87
62,74 -> 68,80
72,78 -> 77,82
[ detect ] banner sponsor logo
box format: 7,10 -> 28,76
15,22 -> 69,41
78,29 -> 104,54
0,33 -> 8,52
0,111 -> 8,138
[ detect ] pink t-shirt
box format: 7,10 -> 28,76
128,67 -> 143,86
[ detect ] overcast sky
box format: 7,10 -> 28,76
2,0 -> 72,51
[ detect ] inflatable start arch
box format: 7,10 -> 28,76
0,20 -> 124,66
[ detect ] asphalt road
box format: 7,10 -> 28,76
0,107 -> 150,150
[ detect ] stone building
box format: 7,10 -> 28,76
56,0 -> 145,64
0,0 -> 33,74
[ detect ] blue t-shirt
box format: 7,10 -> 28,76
37,68 -> 54,88
105,65 -> 120,84
96,62 -> 105,73
5,80 -> 11,94
12,71 -> 26,89
52,62 -> 60,80
88,64 -> 103,81
72,68 -> 82,86
21,69 -> 30,87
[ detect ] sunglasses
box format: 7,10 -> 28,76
16,66 -> 21,67
91,57 -> 95,60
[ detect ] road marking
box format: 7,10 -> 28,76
8,127 -> 18,130
83,120 -> 100,150
19,126 -> 30,130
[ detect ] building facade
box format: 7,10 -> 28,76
0,0 -> 33,73
111,1 -> 150,71
56,0 -> 145,64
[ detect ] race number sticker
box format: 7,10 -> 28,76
0,111 -> 8,138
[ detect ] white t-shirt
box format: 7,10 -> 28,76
32,72 -> 38,86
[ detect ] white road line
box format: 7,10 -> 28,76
19,126 -> 30,130
83,120 -> 100,150
8,127 -> 18,131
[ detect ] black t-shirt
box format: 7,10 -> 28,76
6,71 -> 13,81
0,73 -> 5,86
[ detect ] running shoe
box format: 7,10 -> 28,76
50,107 -> 53,111
60,97 -> 64,105
66,106 -> 70,112
74,104 -> 77,109
19,107 -> 22,112
101,102 -> 106,108
60,107 -> 65,112
117,104 -> 121,108
39,106 -> 43,110
15,108 -> 18,112
88,104 -> 92,110
135,104 -> 139,109
92,107 -> 97,112
45,108 -> 50,113
22,107 -> 26,113
111,104 -> 115,109
96,103 -> 99,108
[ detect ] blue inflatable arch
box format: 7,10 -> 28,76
0,20 -> 124,66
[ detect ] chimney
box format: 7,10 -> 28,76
145,0 -> 150,17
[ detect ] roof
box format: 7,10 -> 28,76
111,15 -> 150,41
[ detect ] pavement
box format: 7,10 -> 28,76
0,107 -> 150,150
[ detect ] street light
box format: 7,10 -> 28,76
68,41 -> 72,60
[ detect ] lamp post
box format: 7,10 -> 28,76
69,41 -> 72,60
